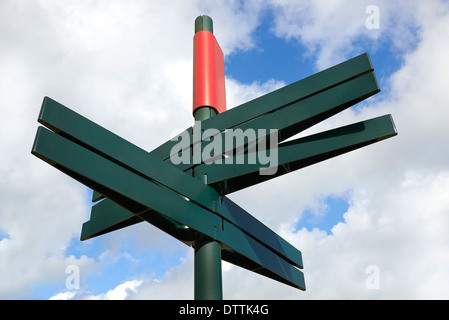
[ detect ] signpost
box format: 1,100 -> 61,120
31,15 -> 397,300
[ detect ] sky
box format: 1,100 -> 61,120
1,0 -> 449,300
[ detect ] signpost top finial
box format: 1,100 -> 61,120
195,15 -> 213,34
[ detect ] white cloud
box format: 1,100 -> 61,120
225,77 -> 286,109
50,278 -> 144,300
197,0 -> 267,56
267,0 -> 430,69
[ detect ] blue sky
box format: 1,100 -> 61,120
225,10 -> 315,85
295,196 -> 350,234
2,1 -> 449,300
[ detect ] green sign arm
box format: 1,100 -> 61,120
82,197 -> 305,285
83,195 -> 303,269
196,114 -> 398,194
32,126 -> 305,289
37,97 -> 304,269
92,190 -> 106,202
38,97 -> 198,239
83,196 -> 304,268
38,97 -> 220,210
150,53 -> 375,163
82,202 -> 199,244
219,196 -> 303,268
32,126 -> 221,236
221,250 -> 301,288
218,219 -> 305,291
243,71 -> 379,143
83,197 -> 198,242
84,191 -> 199,243
81,198 -> 144,240
156,70 -> 380,173
84,202 -> 306,289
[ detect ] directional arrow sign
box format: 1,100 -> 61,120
88,53 -> 385,234
30,15 -> 399,299
37,97 -> 303,268
37,97 -> 220,209
151,53 -> 379,171
195,114 -> 398,193
32,98 -> 305,290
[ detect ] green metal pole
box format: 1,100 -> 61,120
193,15 -> 223,300
193,104 -> 222,301
194,234 -> 223,300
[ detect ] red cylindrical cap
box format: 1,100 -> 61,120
193,30 -> 227,116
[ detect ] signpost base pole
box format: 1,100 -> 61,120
192,16 -> 223,300
194,237 -> 223,300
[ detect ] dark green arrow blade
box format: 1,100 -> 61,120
37,97 -> 304,268
158,70 -> 380,172
82,201 -> 199,243
83,194 -> 198,243
83,194 -> 303,268
39,96 -> 217,238
151,53 -> 375,163
218,220 -> 305,291
92,190 -> 105,202
38,96 -> 220,210
84,188 -> 304,269
175,71 -> 380,175
241,71 -> 379,142
32,126 -> 221,237
221,249 -> 304,289
83,197 -> 303,268
81,199 -> 143,240
196,115 -> 397,194
31,127 -> 305,289
38,97 -> 204,237
219,196 -> 303,268
82,199 -> 305,289
82,198 -> 195,242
